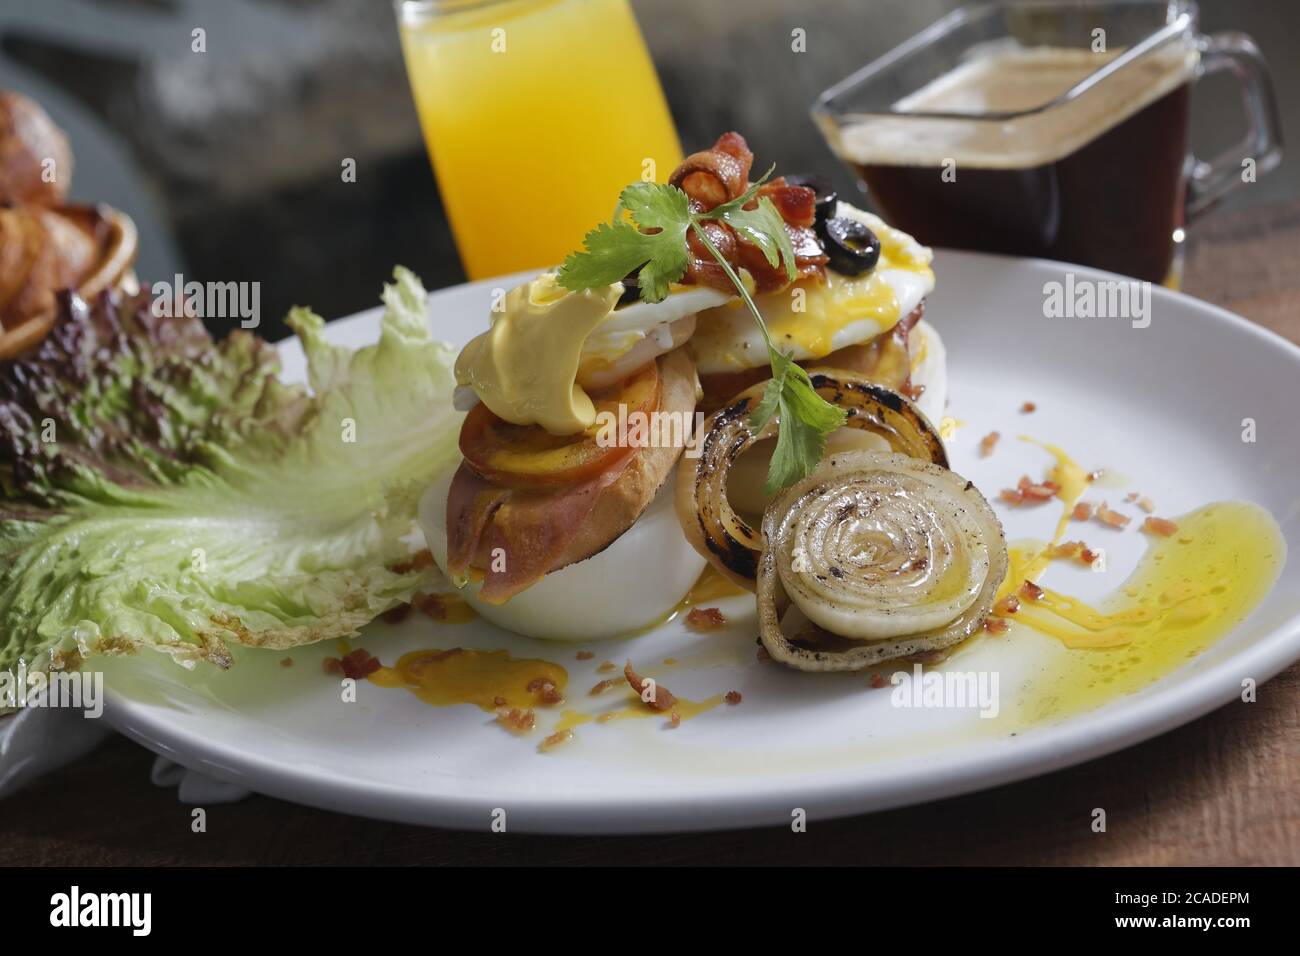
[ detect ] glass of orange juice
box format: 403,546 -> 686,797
395,0 -> 682,280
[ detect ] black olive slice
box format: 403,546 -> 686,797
819,216 -> 881,276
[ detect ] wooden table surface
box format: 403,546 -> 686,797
3,202 -> 1298,867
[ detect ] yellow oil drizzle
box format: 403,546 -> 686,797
995,437 -> 1090,601
623,565 -> 748,637
369,647 -> 567,711
990,438 -> 1285,721
1012,503 -> 1282,651
555,709 -> 595,732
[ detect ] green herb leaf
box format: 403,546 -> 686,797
556,220 -> 659,296
617,180 -> 691,232
750,352 -> 847,495
557,183 -> 691,303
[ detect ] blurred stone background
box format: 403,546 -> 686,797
1,0 -> 1294,338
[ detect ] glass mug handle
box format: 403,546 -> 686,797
1186,32 -> 1284,219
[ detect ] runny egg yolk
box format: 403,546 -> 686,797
770,272 -> 902,358
689,265 -> 933,373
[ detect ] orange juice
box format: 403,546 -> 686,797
397,0 -> 683,279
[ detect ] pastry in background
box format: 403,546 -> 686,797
0,91 -> 136,358
0,90 -> 73,207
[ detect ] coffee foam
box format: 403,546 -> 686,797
835,43 -> 1197,170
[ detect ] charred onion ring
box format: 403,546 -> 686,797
675,372 -> 947,590
756,451 -> 1007,671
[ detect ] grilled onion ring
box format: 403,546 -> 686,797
675,372 -> 947,590
757,451 -> 1008,671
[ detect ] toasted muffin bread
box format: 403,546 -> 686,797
550,346 -> 697,571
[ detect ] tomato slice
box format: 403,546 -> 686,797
459,361 -> 660,487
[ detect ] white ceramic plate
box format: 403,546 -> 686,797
100,251 -> 1300,834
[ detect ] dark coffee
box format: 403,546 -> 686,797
838,47 -> 1195,283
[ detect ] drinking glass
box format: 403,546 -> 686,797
396,0 -> 682,280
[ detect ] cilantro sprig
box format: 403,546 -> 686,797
557,171 -> 847,493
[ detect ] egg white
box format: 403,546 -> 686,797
419,466 -> 706,642
910,318 -> 947,425
583,285 -> 731,363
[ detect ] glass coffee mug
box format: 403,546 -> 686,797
812,0 -> 1282,286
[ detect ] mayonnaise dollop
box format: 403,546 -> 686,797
454,275 -> 621,435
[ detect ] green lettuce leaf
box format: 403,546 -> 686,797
0,266 -> 461,673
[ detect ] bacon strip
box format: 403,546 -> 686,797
734,223 -> 826,294
669,131 -> 753,211
669,137 -> 828,296
445,459 -> 630,605
758,178 -> 817,228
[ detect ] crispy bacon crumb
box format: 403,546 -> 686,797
1138,497 -> 1156,514
324,649 -> 381,679
1053,540 -> 1083,559
756,646 -> 772,662
686,606 -> 727,631
901,381 -> 925,401
1072,501 -> 1094,521
280,657 -> 293,668
597,660 -> 617,674
1001,474 -> 1060,506
984,617 -> 1010,634
576,650 -> 595,660
1124,491 -> 1140,503
624,661 -> 676,712
1020,580 -> 1045,602
495,707 -> 535,735
527,677 -> 564,706
539,730 -> 574,752
1095,501 -> 1132,529
979,431 -> 1000,458
669,711 -> 682,729
1087,469 -> 1106,482
1022,475 -> 1061,499
381,603 -> 412,625
1050,540 -> 1102,567
869,673 -> 888,688
1142,516 -> 1179,537
994,595 -> 1021,616
1019,401 -> 1037,413
493,696 -> 507,707
411,593 -> 452,620
589,678 -> 622,696
725,690 -> 743,705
